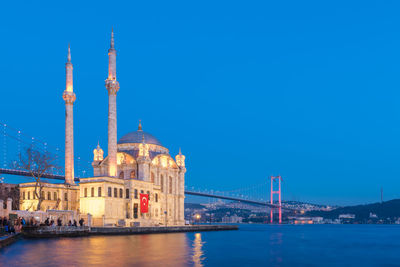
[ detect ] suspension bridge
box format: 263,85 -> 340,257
0,121 -> 288,210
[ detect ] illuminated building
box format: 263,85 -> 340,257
19,30 -> 186,226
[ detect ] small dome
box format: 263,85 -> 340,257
118,130 -> 162,146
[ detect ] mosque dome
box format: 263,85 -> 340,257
117,121 -> 162,146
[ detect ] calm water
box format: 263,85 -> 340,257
1,224 -> 400,266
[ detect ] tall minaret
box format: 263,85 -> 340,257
105,29 -> 120,177
62,44 -> 76,184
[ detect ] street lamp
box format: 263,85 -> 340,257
195,214 -> 201,225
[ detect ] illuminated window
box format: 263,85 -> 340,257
119,171 -> 124,179
54,192 -> 57,200
84,188 -> 87,197
119,188 -> 123,198
91,187 -> 94,197
134,189 -> 138,199
169,177 -> 173,194
108,187 -> 112,197
126,189 -> 129,199
151,172 -> 155,183
98,187 -> 102,197
48,192 -> 51,200
114,188 -> 117,197
130,170 -> 136,179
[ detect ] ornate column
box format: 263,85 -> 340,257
63,44 -> 76,185
137,130 -> 151,181
105,29 -> 119,177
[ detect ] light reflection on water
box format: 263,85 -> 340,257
0,233 -> 195,267
3,225 -> 400,266
192,233 -> 205,267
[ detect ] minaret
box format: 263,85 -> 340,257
62,44 -> 76,184
105,29 -> 120,177
176,148 -> 186,225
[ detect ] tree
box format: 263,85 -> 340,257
16,147 -> 60,211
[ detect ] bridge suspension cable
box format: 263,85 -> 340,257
0,121 -> 92,178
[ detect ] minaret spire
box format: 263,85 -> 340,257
63,44 -> 76,184
110,27 -> 114,49
67,43 -> 71,63
107,28 -> 117,80
105,29 -> 120,177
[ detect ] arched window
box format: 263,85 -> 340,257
119,188 -> 123,198
41,191 -> 45,200
151,172 -> 155,183
134,189 -> 138,199
155,193 -> 158,202
48,192 -> 51,200
22,192 -> 25,200
84,188 -> 87,197
114,188 -> 118,197
64,192 -> 68,201
130,170 -> 136,179
169,176 -> 173,194
27,192 -> 30,200
108,187 -> 112,197
54,192 -> 57,201
91,187 -> 94,197
161,175 -> 164,192
147,191 -> 150,200
98,187 -> 102,197
119,171 -> 124,179
126,189 -> 130,199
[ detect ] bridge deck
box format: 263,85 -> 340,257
0,168 -> 290,208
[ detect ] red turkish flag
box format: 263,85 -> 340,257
140,193 -> 149,213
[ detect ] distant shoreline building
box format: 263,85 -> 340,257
19,30 -> 186,226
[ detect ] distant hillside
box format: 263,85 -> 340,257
306,199 -> 400,220
185,203 -> 205,209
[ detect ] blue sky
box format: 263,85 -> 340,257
1,1 -> 400,205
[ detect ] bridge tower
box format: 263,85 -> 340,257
62,44 -> 76,185
270,175 -> 282,224
105,28 -> 120,177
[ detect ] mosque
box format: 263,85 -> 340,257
18,31 -> 186,226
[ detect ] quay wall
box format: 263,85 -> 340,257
0,233 -> 20,248
21,225 -> 238,238
90,225 -> 238,235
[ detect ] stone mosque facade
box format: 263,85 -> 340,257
19,31 -> 186,227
